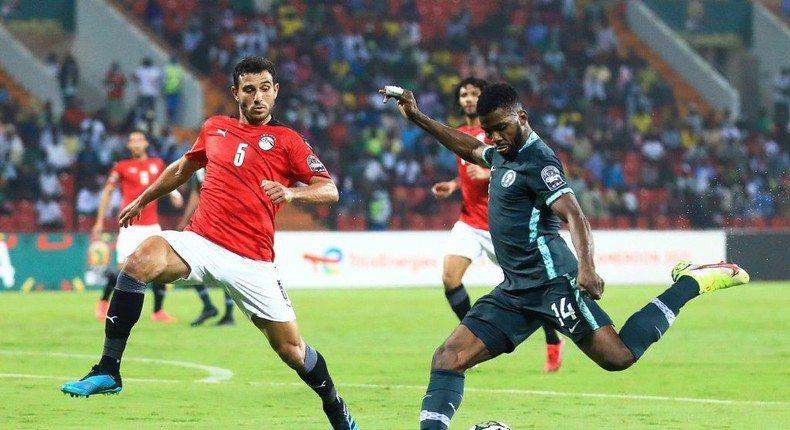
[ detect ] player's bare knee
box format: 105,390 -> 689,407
274,343 -> 305,369
122,240 -> 167,281
441,273 -> 462,290
431,342 -> 467,372
599,351 -> 635,372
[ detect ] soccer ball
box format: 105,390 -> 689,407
470,421 -> 512,430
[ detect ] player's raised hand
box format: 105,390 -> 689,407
576,264 -> 605,300
261,180 -> 293,204
431,181 -> 456,199
379,85 -> 418,119
118,199 -> 145,228
466,164 -> 491,181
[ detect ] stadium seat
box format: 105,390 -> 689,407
58,172 -> 75,201
770,216 -> 790,229
0,215 -> 12,232
59,201 -> 74,230
653,215 -> 671,230
673,215 -> 690,229
77,214 -> 96,232
336,214 -> 366,231
614,216 -> 632,229
597,217 -> 614,229
636,216 -> 650,229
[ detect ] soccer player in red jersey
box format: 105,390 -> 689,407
431,77 -> 565,372
62,57 -> 360,430
92,130 -> 183,323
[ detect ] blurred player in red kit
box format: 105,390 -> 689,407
92,130 -> 183,323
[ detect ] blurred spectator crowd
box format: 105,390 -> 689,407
0,0 -> 788,232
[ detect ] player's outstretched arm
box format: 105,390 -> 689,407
262,176 -> 338,205
550,193 -> 604,300
119,157 -> 201,227
380,86 -> 487,166
92,180 -> 117,237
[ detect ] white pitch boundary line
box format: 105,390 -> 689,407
0,350 -> 233,383
256,382 -> 790,407
1,350 -> 786,407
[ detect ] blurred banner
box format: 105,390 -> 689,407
0,230 -> 731,291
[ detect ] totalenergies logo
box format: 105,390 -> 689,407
303,247 -> 343,275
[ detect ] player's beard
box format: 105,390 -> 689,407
241,102 -> 271,125
502,126 -> 525,160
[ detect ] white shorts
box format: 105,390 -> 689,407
156,230 -> 296,322
444,221 -> 498,264
116,224 -> 162,264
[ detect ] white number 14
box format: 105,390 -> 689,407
551,297 -> 577,327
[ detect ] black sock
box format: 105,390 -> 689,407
445,284 -> 470,320
101,271 -> 118,301
296,345 -> 337,404
195,285 -> 214,309
101,272 -> 146,372
152,283 -> 166,312
420,369 -> 464,430
619,277 -> 699,361
223,291 -> 234,317
543,324 -> 560,345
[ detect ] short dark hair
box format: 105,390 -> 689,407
476,82 -> 521,117
453,76 -> 490,110
232,56 -> 277,87
129,128 -> 149,142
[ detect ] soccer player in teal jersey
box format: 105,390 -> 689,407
381,82 -> 750,430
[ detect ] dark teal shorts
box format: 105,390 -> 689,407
461,275 -> 613,357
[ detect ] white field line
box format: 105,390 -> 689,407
1,350 -> 786,406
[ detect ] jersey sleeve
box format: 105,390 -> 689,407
525,149 -> 574,207
287,134 -> 332,185
481,146 -> 495,168
184,123 -> 209,167
107,163 -> 121,186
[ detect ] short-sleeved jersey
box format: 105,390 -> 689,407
456,124 -> 492,230
109,157 -> 165,225
184,115 -> 331,262
481,132 -> 577,290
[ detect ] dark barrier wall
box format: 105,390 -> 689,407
727,231 -> 790,281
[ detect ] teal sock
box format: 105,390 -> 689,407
420,370 -> 464,430
619,277 -> 699,360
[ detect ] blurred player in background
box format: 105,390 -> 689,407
92,130 -> 183,322
383,83 -> 750,430
177,168 -> 236,327
431,77 -> 564,372
62,57 -> 360,430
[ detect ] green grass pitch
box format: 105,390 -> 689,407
1,283 -> 788,429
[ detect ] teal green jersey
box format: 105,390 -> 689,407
481,132 -> 578,290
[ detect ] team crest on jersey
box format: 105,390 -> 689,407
541,165 -> 566,191
258,134 -> 275,151
501,170 -> 517,188
307,155 -> 327,173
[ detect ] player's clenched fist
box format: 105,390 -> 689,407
261,179 -> 293,204
466,164 -> 490,181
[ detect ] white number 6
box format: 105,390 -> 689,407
234,143 -> 248,166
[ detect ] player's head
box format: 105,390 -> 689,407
127,129 -> 149,159
477,82 -> 530,160
454,77 -> 489,119
231,56 -> 279,126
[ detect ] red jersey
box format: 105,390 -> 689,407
109,157 -> 166,226
456,124 -> 491,230
184,115 -> 331,262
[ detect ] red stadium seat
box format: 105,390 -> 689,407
77,214 -> 96,232
0,215 -> 12,232
653,215 -> 671,230
614,216 -> 632,229
336,213 -> 366,231
636,216 -> 650,229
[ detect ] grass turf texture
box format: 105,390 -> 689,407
1,283 -> 788,429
